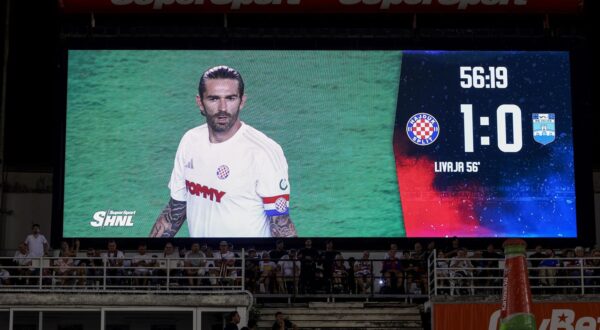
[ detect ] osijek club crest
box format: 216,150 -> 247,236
532,113 -> 555,145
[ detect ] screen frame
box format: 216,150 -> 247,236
52,35 -> 596,251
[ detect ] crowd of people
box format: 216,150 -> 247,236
2,225 -> 600,296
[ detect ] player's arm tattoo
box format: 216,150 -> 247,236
269,215 -> 297,237
149,198 -> 187,238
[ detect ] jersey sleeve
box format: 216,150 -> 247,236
256,143 -> 291,217
168,136 -> 188,202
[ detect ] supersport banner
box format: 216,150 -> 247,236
63,50 -> 576,238
433,302 -> 600,330
58,0 -> 583,14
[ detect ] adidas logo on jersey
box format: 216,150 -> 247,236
186,180 -> 226,202
184,159 -> 194,169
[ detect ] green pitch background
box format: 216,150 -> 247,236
64,50 -> 405,237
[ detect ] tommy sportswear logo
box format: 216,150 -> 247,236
186,180 -> 226,202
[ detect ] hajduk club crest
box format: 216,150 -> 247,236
406,113 -> 440,146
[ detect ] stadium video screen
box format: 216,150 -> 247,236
63,50 -> 576,238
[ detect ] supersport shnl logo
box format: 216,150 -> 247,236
90,210 -> 136,227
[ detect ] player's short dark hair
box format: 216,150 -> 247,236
32,224 -> 40,229
275,311 -> 283,317
198,65 -> 244,99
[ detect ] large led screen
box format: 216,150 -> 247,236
63,50 -> 576,238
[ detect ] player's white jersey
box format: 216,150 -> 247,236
169,122 -> 290,237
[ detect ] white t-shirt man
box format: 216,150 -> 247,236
24,234 -> 48,258
169,122 -> 290,237
132,253 -> 154,275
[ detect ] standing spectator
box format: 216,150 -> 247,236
224,311 -> 241,330
297,239 -> 319,293
24,224 -> 49,258
346,257 -> 357,294
423,241 -> 436,260
320,240 -> 339,293
529,245 -> 545,268
278,249 -> 300,294
244,248 -> 260,293
444,237 -> 461,259
269,240 -> 288,263
242,319 -> 258,330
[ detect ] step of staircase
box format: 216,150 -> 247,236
255,302 -> 423,330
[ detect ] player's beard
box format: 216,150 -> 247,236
206,108 -> 240,133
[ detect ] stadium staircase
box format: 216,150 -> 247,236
256,301 -> 423,330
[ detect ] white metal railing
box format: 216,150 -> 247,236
0,255 -> 244,292
427,250 -> 600,296
5,251 -> 598,297
0,255 -> 431,297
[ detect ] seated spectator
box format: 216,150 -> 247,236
54,240 -> 80,286
184,242 -> 206,287
259,252 -> 277,293
449,248 -> 473,295
528,244 -> 545,286
156,242 -> 182,286
481,244 -> 504,292
354,251 -> 372,294
12,243 -> 32,285
271,311 -> 298,330
587,249 -> 600,293
213,241 -> 236,286
381,249 -> 404,293
101,240 -> 125,286
538,249 -> 559,288
332,254 -> 348,293
132,243 -> 154,287
0,261 -> 10,286
79,247 -> 103,287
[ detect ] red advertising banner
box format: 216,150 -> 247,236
434,302 -> 600,330
59,0 -> 583,14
